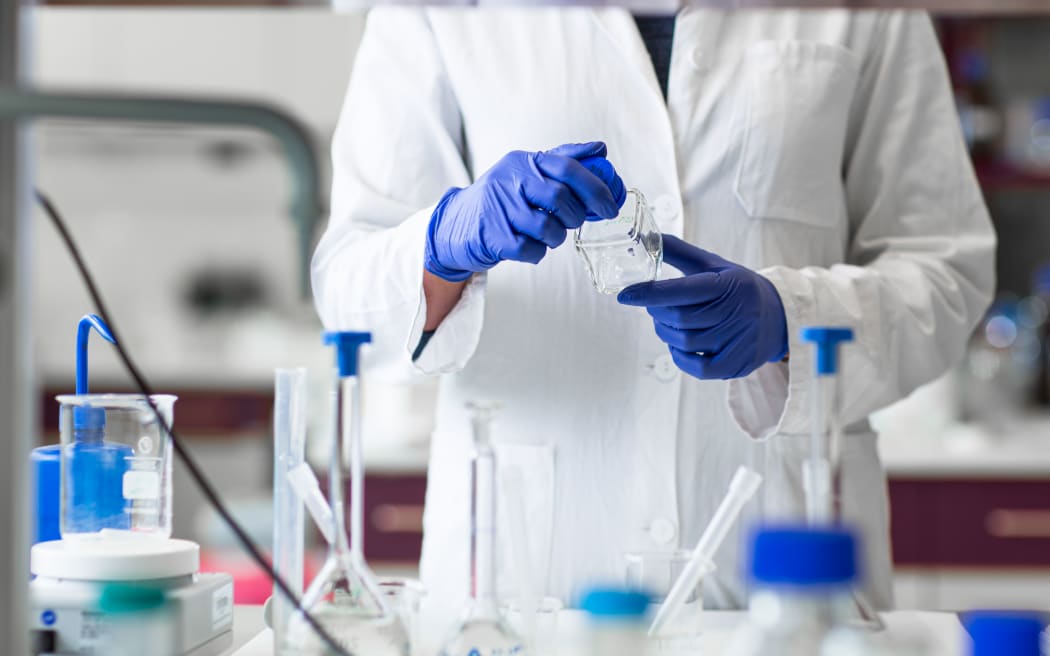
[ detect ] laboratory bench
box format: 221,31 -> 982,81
226,608 -> 967,656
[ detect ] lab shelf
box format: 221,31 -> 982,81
890,477 -> 1050,568
975,159 -> 1050,191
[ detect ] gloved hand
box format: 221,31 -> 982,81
618,235 -> 789,380
425,142 -> 626,282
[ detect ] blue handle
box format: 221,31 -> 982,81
323,331 -> 372,377
800,327 -> 854,376
75,314 -> 117,438
76,314 -> 116,395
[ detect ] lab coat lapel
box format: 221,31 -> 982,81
590,9 -> 684,240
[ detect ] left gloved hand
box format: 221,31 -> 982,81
617,235 -> 789,380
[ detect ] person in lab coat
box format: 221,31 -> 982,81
312,8 -> 996,619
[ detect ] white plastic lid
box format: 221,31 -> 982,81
31,538 -> 199,581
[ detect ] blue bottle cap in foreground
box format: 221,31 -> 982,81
800,327 -> 854,375
580,588 -> 650,620
323,331 -> 372,377
750,525 -> 857,587
964,610 -> 1046,656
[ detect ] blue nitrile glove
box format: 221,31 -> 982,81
425,142 -> 627,282
618,235 -> 789,380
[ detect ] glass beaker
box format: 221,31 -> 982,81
501,596 -> 563,655
57,394 -> 176,540
624,550 -> 709,653
575,188 -> 663,295
378,577 -> 426,652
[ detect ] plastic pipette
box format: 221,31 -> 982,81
287,462 -> 336,547
800,327 -> 853,524
800,326 -> 885,632
648,466 -> 762,637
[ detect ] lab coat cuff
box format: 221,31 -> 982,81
727,266 -> 815,439
407,270 -> 487,376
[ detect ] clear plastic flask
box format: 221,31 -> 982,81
57,394 -> 176,540
575,188 -> 663,295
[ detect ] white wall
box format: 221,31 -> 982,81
27,8 -> 366,387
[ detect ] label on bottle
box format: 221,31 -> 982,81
122,470 -> 160,500
212,582 -> 234,631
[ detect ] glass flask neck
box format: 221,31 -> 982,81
331,376 -> 362,557
470,436 -> 497,604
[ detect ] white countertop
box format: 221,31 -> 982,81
230,609 -> 965,656
878,418 -> 1050,479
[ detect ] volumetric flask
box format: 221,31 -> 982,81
575,188 -> 663,295
438,401 -> 525,656
281,332 -> 409,656
57,394 -> 176,540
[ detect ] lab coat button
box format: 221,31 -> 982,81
651,353 -> 679,382
652,195 -> 678,222
649,518 -> 677,545
689,47 -> 708,73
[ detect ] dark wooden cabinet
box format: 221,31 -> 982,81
890,478 -> 1050,568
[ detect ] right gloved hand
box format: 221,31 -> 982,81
424,142 -> 627,282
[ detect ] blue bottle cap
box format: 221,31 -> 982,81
800,327 -> 854,376
323,331 -> 372,377
579,588 -> 650,620
964,610 -> 1046,656
750,525 -> 858,587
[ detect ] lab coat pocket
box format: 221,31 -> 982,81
734,40 -> 860,228
495,442 -> 555,600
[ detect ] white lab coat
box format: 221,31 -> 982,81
313,7 -> 995,623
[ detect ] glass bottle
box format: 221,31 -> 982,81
438,401 -> 525,656
579,588 -> 649,656
575,188 -> 663,295
725,526 -> 861,656
281,332 -> 408,655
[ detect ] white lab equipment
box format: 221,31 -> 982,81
57,394 -> 176,540
799,327 -> 883,631
93,584 -> 176,656
580,588 -> 650,656
272,368 -> 308,652
723,526 -> 863,656
438,401 -> 525,656
575,188 -> 662,294
281,332 -> 410,656
32,335 -> 233,655
648,466 -> 762,638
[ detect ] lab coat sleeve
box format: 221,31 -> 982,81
311,8 -> 485,382
727,12 -> 996,438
